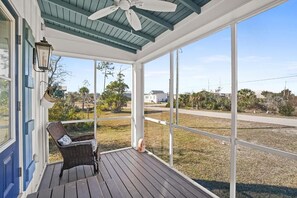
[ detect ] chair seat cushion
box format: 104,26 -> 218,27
58,135 -> 72,146
72,139 -> 97,152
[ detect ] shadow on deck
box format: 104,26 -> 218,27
27,148 -> 212,198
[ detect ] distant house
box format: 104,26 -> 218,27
144,90 -> 168,103
255,90 -> 265,99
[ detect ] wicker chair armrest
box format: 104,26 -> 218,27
71,134 -> 94,141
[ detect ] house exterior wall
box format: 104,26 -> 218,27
144,93 -> 167,103
5,0 -> 48,196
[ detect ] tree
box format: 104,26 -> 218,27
278,89 -> 295,116
278,102 -> 295,116
79,86 -> 90,111
0,80 -> 9,114
48,56 -> 69,87
101,71 -> 129,113
65,92 -> 80,107
237,89 -> 258,111
179,94 -> 190,107
47,56 -> 70,99
261,89 -> 295,115
97,61 -> 114,92
280,89 -> 294,101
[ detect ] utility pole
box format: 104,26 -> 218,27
284,81 -> 288,100
103,66 -> 107,92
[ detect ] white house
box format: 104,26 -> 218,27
144,90 -> 168,103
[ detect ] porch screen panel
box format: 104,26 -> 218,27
237,1 -> 297,197
22,19 -> 35,190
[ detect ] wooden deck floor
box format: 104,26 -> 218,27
27,148 -> 212,198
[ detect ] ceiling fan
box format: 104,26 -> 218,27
88,0 -> 177,31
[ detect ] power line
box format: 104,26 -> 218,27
209,74 -> 297,88
239,74 -> 297,84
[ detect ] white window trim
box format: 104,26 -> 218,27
0,1 -> 16,153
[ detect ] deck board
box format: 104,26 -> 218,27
129,149 -> 195,198
51,185 -> 64,198
116,151 -> 164,198
130,149 -> 209,198
59,169 -> 69,186
76,165 -> 86,180
102,154 -> 137,198
105,178 -> 124,198
27,192 -> 38,198
68,166 -> 77,183
99,180 -> 112,198
87,176 -> 104,198
121,150 -> 176,198
124,149 -> 187,198
39,164 -> 54,190
50,163 -> 62,188
37,188 -> 52,198
131,149 -> 211,198
31,148 -> 212,198
99,160 -> 112,181
64,181 -> 77,198
83,165 -> 93,178
109,152 -> 153,198
77,179 -> 90,197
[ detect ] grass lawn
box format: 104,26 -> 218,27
48,109 -> 297,198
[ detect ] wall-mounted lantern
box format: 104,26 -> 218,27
34,37 -> 53,72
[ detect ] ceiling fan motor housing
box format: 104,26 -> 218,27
119,0 -> 131,10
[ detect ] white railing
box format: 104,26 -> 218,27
145,116 -> 297,161
59,116 -> 131,124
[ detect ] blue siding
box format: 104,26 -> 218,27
22,19 -> 35,190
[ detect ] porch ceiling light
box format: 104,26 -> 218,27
34,37 -> 53,72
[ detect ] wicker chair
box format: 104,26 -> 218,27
46,121 -> 99,177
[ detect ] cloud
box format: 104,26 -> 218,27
239,56 -> 272,62
286,61 -> 297,71
145,70 -> 169,77
180,64 -> 205,73
200,55 -> 231,63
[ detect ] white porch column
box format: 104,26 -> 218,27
169,51 -> 174,167
94,60 -> 97,139
230,23 -> 238,198
131,62 -> 144,148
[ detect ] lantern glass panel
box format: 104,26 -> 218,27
37,45 -> 50,70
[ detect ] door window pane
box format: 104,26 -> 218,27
0,9 -> 10,78
0,8 -> 11,146
0,79 -> 10,146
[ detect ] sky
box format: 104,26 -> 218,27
59,0 -> 297,95
58,57 -> 132,93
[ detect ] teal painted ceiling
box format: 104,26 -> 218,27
38,0 -> 210,54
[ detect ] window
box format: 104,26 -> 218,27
0,5 -> 14,148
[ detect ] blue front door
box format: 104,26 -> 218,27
0,2 -> 19,198
22,19 -> 35,190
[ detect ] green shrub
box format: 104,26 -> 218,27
278,102 -> 295,116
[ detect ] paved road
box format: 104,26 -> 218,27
145,106 -> 297,127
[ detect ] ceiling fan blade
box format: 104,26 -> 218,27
88,5 -> 119,20
125,10 -> 142,31
134,0 -> 177,12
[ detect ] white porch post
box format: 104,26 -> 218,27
175,50 -> 179,125
230,23 -> 238,198
131,62 -> 144,148
94,60 -> 97,139
169,51 -> 174,167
